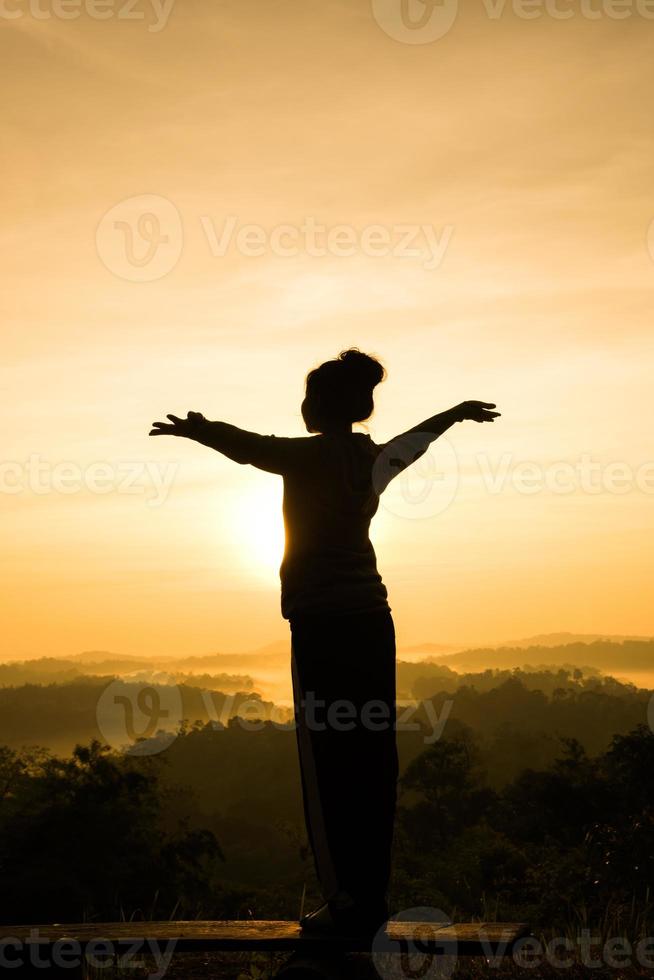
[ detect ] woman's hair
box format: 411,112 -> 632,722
301,348 -> 386,433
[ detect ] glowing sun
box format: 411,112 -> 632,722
230,481 -> 286,576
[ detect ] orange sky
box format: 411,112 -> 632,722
2,1 -> 654,657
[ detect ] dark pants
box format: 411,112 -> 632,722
290,607 -> 398,914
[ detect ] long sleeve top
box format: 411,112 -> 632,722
209,427 -> 391,620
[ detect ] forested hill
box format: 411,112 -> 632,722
430,638 -> 654,672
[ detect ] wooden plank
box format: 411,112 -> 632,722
0,920 -> 530,956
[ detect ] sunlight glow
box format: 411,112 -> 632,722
230,482 -> 286,577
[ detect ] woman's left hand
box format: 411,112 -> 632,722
149,411 -> 206,437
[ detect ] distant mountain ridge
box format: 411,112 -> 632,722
4,633 -> 653,678
494,631 -> 654,649
426,636 -> 654,673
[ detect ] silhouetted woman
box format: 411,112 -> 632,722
149,349 -> 499,935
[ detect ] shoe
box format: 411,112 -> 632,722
299,899 -> 388,937
299,902 -> 335,932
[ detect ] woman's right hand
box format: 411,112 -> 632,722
456,401 -> 501,423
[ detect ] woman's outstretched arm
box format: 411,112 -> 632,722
376,401 -> 500,490
149,412 -> 298,474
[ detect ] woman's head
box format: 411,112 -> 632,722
301,348 -> 386,434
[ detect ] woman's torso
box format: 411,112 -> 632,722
279,433 -> 390,620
